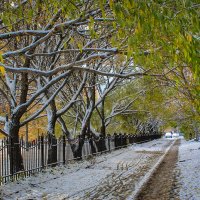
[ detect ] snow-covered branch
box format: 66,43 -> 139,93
56,72 -> 87,117
20,77 -> 69,127
13,71 -> 72,116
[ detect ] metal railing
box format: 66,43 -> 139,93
0,133 -> 162,185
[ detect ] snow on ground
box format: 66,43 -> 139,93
0,139 -> 172,200
177,139 -> 200,200
130,138 -> 171,152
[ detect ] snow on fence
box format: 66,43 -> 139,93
0,133 -> 161,185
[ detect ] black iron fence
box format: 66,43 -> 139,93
0,133 -> 161,185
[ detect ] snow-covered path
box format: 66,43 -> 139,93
0,138 -> 172,200
177,139 -> 200,200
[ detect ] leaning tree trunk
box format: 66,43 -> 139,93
58,116 -> 78,159
9,121 -> 24,173
58,116 -> 84,160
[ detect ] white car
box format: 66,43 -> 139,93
165,132 -> 172,138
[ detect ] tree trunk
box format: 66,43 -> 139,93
58,116 -> 78,159
95,135 -> 107,153
9,122 -> 24,173
100,121 -> 106,137
47,117 -> 57,166
73,135 -> 85,160
100,99 -> 106,136
89,136 -> 96,154
8,70 -> 29,173
47,134 -> 57,166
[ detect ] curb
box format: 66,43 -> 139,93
127,139 -> 177,200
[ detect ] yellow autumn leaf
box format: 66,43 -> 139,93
135,22 -> 142,34
16,36 -> 20,42
0,66 -> 5,76
186,34 -> 192,42
0,53 -> 3,63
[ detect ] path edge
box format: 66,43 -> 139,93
127,139 -> 177,200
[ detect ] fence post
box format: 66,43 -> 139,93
63,135 -> 66,164
41,135 -> 44,169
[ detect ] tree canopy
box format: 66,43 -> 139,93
0,0 -> 199,170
